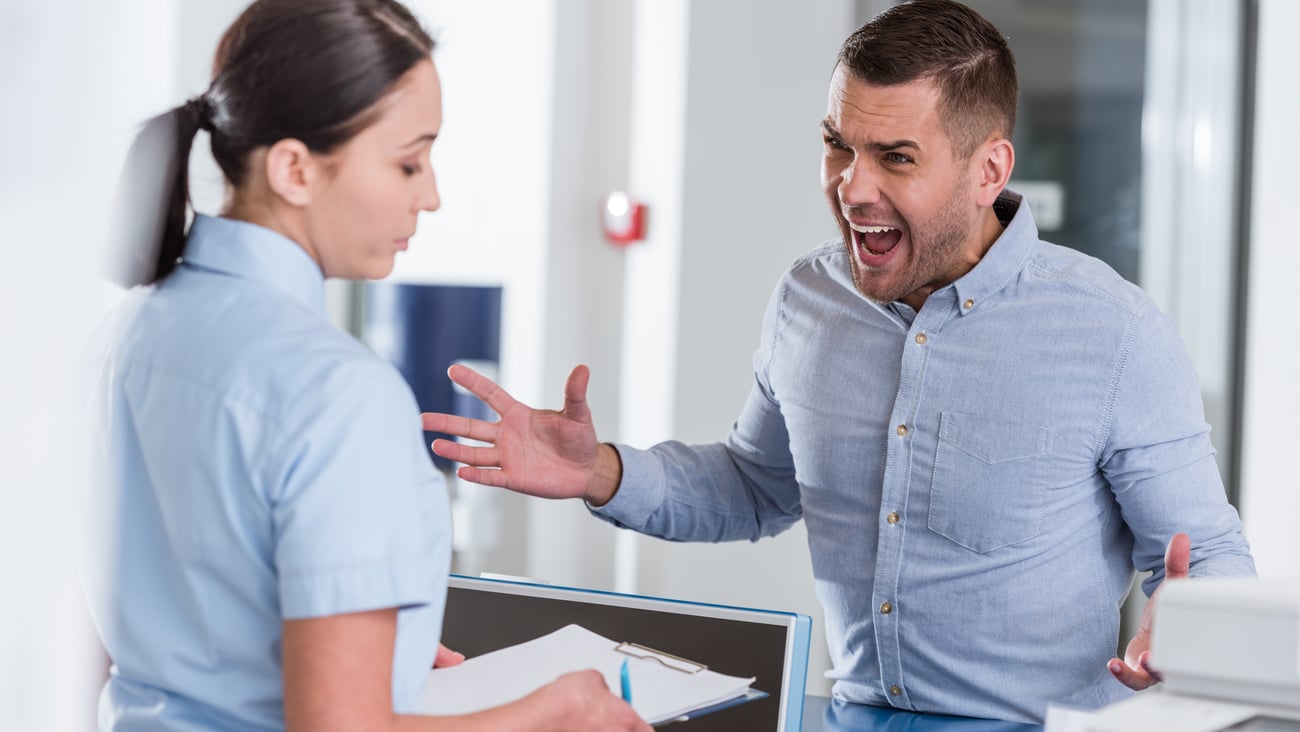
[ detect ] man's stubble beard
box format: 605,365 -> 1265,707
847,178 -> 974,306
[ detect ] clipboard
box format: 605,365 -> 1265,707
420,623 -> 763,725
437,574 -> 811,730
616,640 -> 709,673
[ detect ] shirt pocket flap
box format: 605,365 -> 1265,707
940,411 -> 1050,464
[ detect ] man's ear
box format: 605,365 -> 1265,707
972,137 -> 1015,208
264,138 -> 317,208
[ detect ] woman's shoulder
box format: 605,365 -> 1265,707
117,270 -> 409,420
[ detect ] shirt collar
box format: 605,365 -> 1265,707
180,214 -> 327,316
949,189 -> 1038,316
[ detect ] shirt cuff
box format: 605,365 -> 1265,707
586,444 -> 667,531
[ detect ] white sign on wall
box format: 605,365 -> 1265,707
1011,179 -> 1066,231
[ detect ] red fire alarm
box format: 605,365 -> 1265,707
602,191 -> 647,245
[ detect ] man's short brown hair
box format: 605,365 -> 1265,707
837,0 -> 1018,159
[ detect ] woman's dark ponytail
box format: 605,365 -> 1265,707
105,95 -> 213,288
152,96 -> 213,283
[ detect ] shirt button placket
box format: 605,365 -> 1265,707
876,307 -> 941,715
880,416 -> 904,708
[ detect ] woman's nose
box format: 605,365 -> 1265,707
418,167 -> 441,213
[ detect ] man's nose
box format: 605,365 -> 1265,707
838,159 -> 881,207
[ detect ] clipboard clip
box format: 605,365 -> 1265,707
614,641 -> 708,674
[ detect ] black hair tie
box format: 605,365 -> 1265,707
183,95 -> 215,133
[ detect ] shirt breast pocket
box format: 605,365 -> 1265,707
927,411 -> 1053,553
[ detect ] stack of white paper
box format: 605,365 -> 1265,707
420,624 -> 757,725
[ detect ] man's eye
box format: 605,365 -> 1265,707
884,152 -> 912,164
823,136 -> 848,151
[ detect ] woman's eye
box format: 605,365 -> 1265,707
401,163 -> 421,176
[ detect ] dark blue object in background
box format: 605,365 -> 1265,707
364,282 -> 502,469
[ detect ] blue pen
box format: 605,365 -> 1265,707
620,658 -> 633,705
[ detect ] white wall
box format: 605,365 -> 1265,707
524,0 -> 637,589
0,0 -> 179,726
1238,0 -> 1300,580
612,0 -> 692,591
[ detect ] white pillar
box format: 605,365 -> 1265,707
1239,0 -> 1300,579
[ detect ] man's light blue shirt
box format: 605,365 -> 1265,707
593,193 -> 1255,723
86,215 -> 451,731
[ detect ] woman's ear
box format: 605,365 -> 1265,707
263,138 -> 317,207
972,137 -> 1015,208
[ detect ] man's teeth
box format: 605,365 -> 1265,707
849,224 -> 897,234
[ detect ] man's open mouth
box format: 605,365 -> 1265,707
850,223 -> 902,256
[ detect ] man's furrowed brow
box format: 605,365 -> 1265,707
869,139 -> 920,152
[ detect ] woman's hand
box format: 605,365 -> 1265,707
433,644 -> 464,668
525,670 -> 650,732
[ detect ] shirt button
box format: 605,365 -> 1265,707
896,424 -> 908,437
915,332 -> 927,345
890,685 -> 902,696
880,601 -> 892,615
887,511 -> 900,524
963,298 -> 975,310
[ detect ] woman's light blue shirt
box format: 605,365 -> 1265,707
86,215 -> 451,730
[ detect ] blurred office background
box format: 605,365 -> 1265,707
3,0 -> 1297,727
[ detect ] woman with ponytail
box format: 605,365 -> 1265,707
86,2 -> 647,730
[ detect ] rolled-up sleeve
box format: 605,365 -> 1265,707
267,360 -> 447,619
